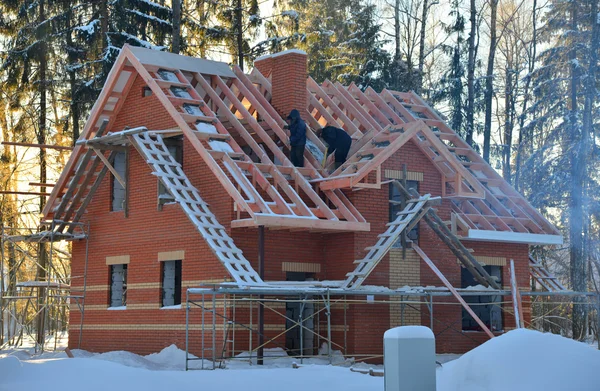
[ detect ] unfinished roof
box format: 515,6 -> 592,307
293,76 -> 562,244
44,45 -> 368,237
44,46 -> 561,265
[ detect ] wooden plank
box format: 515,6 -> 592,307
53,121 -> 110,219
59,156 -> 104,230
347,83 -> 392,127
1,141 -> 73,151
68,152 -> 117,229
91,147 -> 126,188
509,259 -> 524,328
0,191 -> 51,196
308,77 -> 362,135
324,80 -> 381,131
365,87 -> 405,124
412,244 -> 495,339
232,213 -> 370,231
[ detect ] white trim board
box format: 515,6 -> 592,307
465,229 -> 563,245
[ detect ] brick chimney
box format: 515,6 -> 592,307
254,49 -> 308,120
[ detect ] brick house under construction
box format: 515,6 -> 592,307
42,45 -> 564,359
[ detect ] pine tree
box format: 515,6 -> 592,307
527,0 -> 600,339
431,0 -> 467,139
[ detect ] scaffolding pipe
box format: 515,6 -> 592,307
79,223 -> 90,348
299,295 -> 305,363
326,289 -> 332,364
185,289 -> 190,371
257,226 -> 264,365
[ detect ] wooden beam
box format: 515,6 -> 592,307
509,259 -> 524,328
29,182 -> 55,187
347,83 -> 391,127
308,77 -> 362,135
91,147 -> 126,188
1,142 -> 73,151
323,80 -> 380,131
412,244 -> 495,339
0,191 -> 51,196
232,213 -> 370,231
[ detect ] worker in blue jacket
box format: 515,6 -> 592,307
285,109 -> 307,167
320,125 -> 352,170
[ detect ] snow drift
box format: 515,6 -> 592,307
0,329 -> 598,391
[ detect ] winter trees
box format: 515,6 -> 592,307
526,0 -> 600,339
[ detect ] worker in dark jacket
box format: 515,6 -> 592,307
320,125 -> 352,170
285,109 -> 307,167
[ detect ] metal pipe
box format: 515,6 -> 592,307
79,222 -> 90,349
401,295 -> 405,325
185,289 -> 189,371
201,292 -> 205,369
344,295 -> 347,354
429,294 -> 433,330
326,289 -> 332,364
299,295 -> 305,363
258,225 -> 264,365
249,296 -> 253,364
212,291 -> 216,369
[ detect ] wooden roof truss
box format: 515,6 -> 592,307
45,46 -> 368,234
306,78 -> 559,237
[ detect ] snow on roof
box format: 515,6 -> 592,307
127,45 -> 235,78
255,49 -> 307,62
272,49 -> 307,58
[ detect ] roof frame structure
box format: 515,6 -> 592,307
45,45 -> 368,233
295,76 -> 561,240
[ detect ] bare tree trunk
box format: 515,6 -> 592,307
514,0 -> 538,191
235,0 -> 244,70
172,0 -> 182,53
36,0 -> 48,348
395,0 -> 401,62
482,0 -> 498,162
502,67 -> 515,183
100,0 -> 108,50
417,0 -> 429,92
466,0 -> 477,146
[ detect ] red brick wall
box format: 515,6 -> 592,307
70,75 -> 232,354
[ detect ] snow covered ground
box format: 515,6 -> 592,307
1,329 -> 599,391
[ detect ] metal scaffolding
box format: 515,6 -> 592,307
185,284 -> 599,370
0,220 -> 89,352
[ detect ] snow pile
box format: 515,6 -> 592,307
437,329 -> 600,391
1,330 -> 598,391
145,344 -> 193,370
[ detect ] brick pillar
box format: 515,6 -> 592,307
254,49 -> 308,120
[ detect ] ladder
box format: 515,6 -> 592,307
529,255 -> 565,292
130,131 -> 264,287
391,181 -> 501,289
51,121 -> 115,233
342,194 -> 434,289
